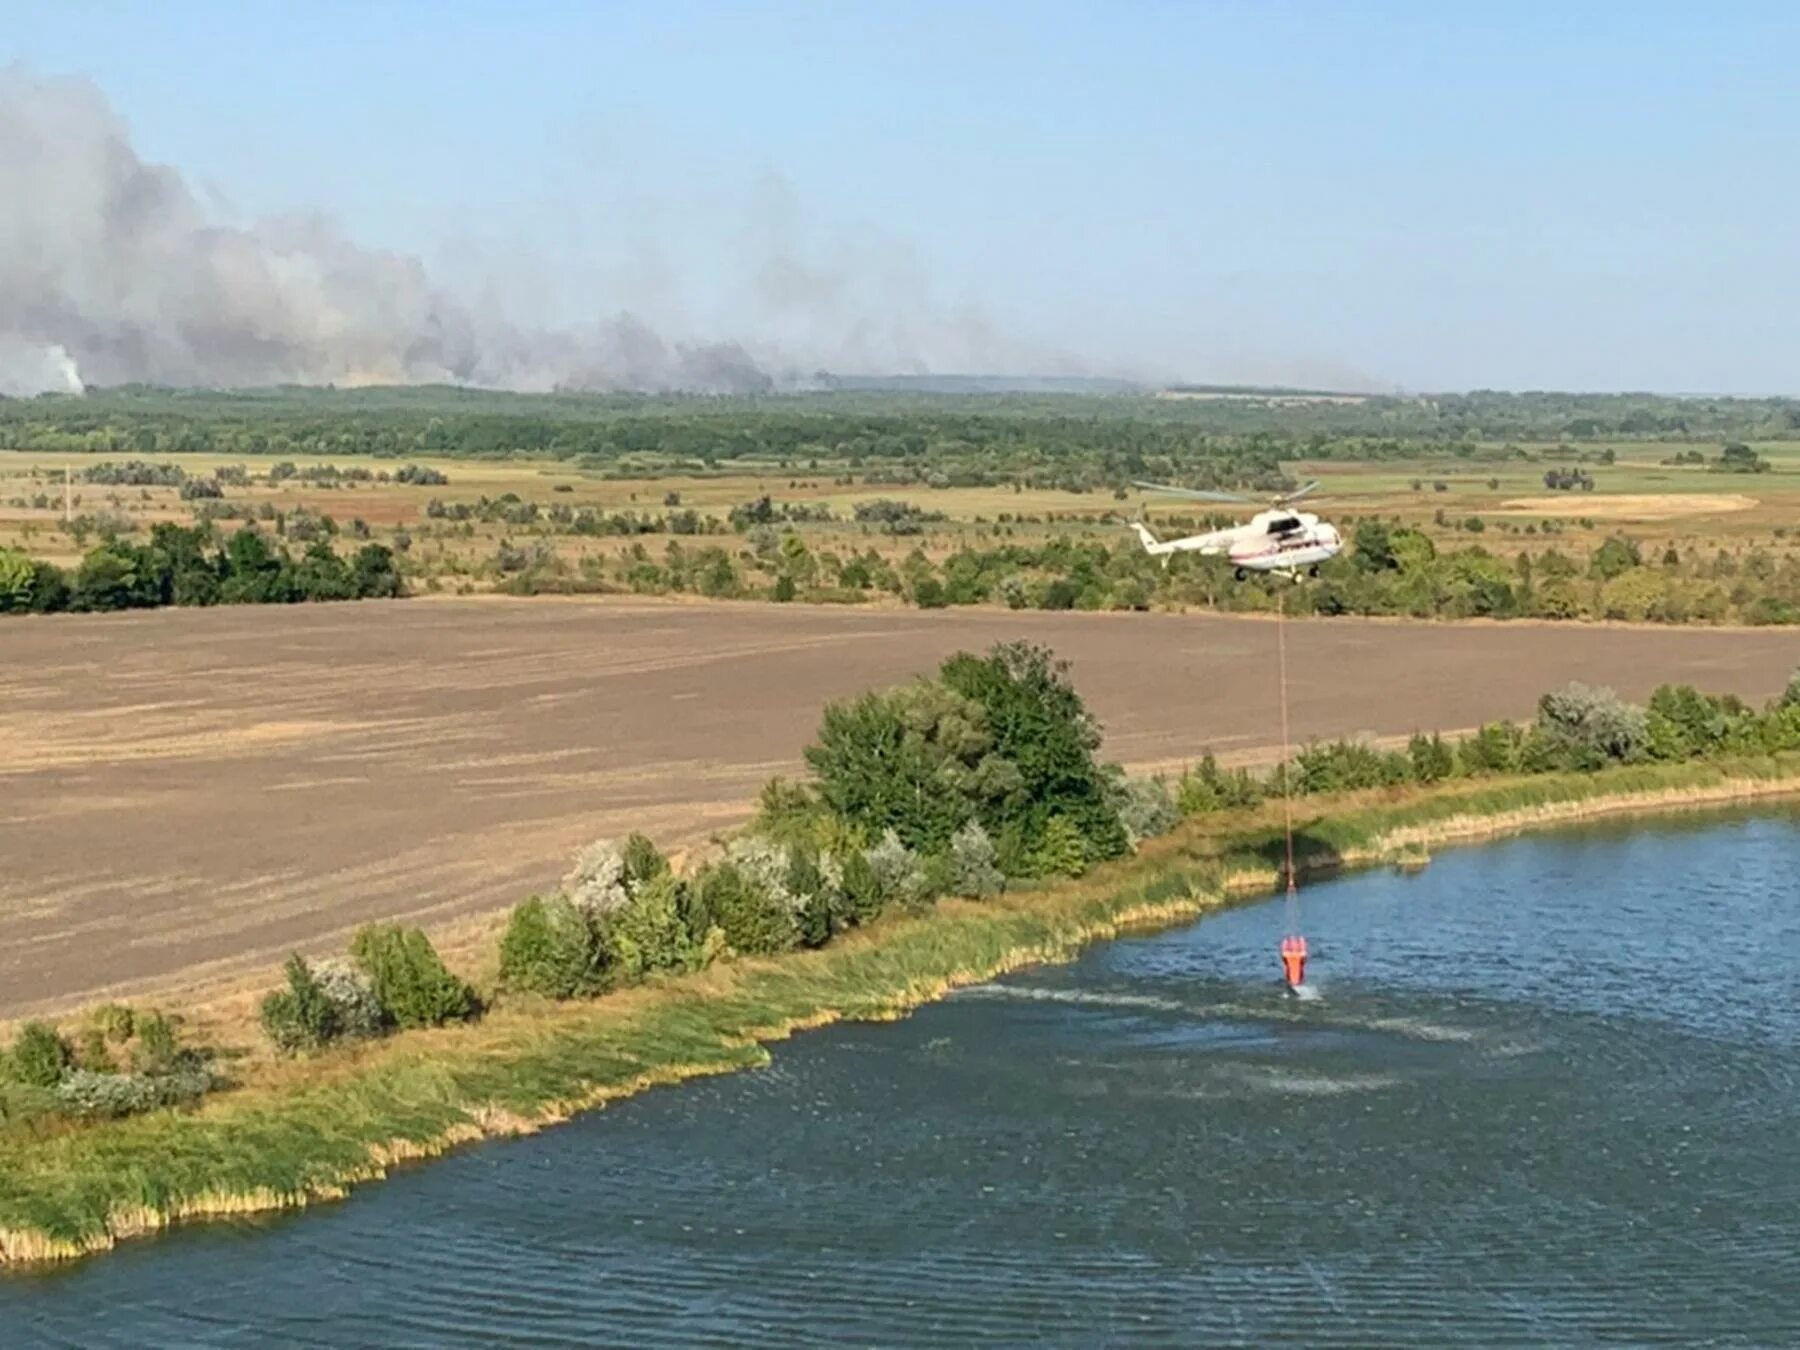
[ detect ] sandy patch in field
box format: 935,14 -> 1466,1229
1499,493 -> 1757,520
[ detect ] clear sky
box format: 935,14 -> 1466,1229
5,1 -> 1799,392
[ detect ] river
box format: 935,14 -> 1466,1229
6,810 -> 1798,1346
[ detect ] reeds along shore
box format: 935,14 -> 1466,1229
1,755 -> 1796,1268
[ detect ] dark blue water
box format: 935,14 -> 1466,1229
6,810 -> 1798,1347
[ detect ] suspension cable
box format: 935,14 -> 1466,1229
1276,587 -> 1299,935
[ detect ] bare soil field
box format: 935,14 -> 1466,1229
3,597 -> 1795,1017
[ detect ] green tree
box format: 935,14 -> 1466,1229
259,954 -> 343,1053
500,896 -> 606,998
1457,721 -> 1522,776
350,925 -> 478,1028
6,1021 -> 72,1087
220,526 -> 293,604
1033,814 -> 1090,877
350,543 -> 405,598
835,848 -> 886,926
1408,731 -> 1455,783
0,548 -> 37,612
72,541 -> 158,611
1590,536 -> 1642,581
694,858 -> 798,955
939,642 -> 1128,865
805,679 -> 1014,854
607,872 -> 708,976
1600,567 -> 1670,621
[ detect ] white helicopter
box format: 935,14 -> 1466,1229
1128,479 -> 1343,581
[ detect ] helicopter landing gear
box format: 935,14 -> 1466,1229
1234,566 -> 1247,582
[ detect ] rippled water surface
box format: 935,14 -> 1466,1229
7,811 -> 1799,1347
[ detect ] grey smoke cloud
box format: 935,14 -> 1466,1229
0,67 -> 1058,396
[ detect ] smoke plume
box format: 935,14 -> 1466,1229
0,68 -> 1060,396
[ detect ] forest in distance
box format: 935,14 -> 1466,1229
7,385 -> 1800,474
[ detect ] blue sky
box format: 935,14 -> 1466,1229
6,1 -> 1798,391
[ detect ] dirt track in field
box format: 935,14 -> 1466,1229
3,597 -> 1795,1016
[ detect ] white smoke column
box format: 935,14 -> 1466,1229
0,68 -> 773,392
0,338 -> 84,395
0,67 -> 1084,394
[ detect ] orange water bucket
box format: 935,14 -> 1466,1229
1279,934 -> 1308,987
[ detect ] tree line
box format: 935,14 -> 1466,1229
0,523 -> 405,615
498,521 -> 1800,626
6,387 -> 1798,484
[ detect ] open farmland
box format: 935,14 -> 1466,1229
3,597 -> 1796,1019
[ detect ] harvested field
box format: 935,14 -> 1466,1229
3,597 -> 1795,1017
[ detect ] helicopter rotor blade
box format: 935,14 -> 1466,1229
1131,480 -> 1254,504
1274,479 -> 1322,506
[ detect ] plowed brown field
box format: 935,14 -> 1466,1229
3,597 -> 1794,1016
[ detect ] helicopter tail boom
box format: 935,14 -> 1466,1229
1130,520 -> 1171,554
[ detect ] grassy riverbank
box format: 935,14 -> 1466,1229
3,753 -> 1797,1267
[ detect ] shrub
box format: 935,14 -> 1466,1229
834,847 -> 886,925
1456,721 -> 1523,776
752,777 -> 829,846
313,959 -> 386,1037
93,1003 -> 136,1044
0,547 -> 36,612
620,833 -> 670,887
607,872 -> 714,978
260,954 -> 342,1053
1536,682 -> 1648,769
350,925 -> 479,1029
1408,731 -> 1455,784
948,820 -> 1004,898
7,1021 -> 71,1087
55,1060 -> 214,1119
781,848 -> 837,947
55,1069 -> 159,1118
1293,740 -> 1413,794
74,1026 -> 116,1073
500,896 -> 606,999
1110,774 -> 1178,846
865,829 -> 929,907
134,1012 -> 179,1072
1644,684 -> 1741,761
1176,754 -> 1264,814
1033,814 -> 1091,878
699,850 -> 800,955
562,839 -> 631,917
1783,668 -> 1800,709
